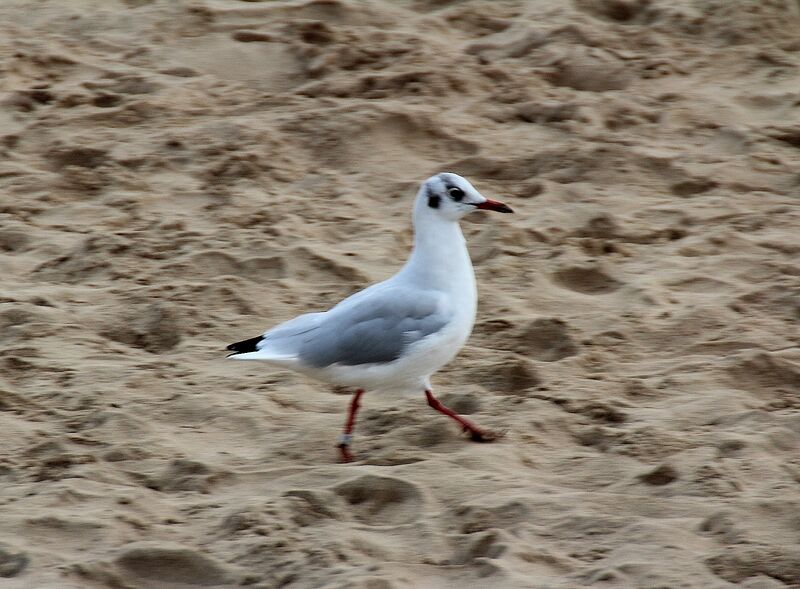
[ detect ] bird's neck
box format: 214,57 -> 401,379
399,209 -> 475,294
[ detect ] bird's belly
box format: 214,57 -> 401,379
405,320 -> 469,370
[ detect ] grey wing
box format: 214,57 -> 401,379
298,288 -> 450,368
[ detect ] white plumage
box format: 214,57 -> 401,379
227,172 -> 513,461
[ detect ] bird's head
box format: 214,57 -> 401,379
417,172 -> 513,222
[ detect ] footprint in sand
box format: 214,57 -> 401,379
449,529 -> 508,572
511,318 -> 580,362
551,265 -> 623,295
469,358 -> 542,395
114,543 -> 239,586
706,544 -> 800,586
0,543 -> 29,578
573,0 -> 651,23
98,300 -> 182,354
147,458 -> 223,493
725,351 -> 800,407
333,474 -> 423,526
453,498 -> 532,534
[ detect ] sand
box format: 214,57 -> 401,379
1,0 -> 800,587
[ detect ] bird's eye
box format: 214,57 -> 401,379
448,186 -> 464,201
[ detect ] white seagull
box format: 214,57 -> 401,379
227,173 -> 514,462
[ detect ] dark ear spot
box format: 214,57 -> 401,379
428,195 -> 440,209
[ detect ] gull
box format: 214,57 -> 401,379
227,173 -> 513,462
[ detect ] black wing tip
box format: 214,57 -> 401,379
226,335 -> 264,355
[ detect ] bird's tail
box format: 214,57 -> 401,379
226,335 -> 264,357
227,311 -> 324,361
226,334 -> 300,363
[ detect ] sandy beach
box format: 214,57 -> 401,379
1,0 -> 800,587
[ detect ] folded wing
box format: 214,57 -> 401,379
300,287 -> 449,367
228,285 -> 450,367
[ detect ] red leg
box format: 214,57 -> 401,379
337,389 -> 364,463
425,389 -> 497,442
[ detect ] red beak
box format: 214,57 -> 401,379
475,198 -> 514,213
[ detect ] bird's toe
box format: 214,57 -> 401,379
468,428 -> 503,443
337,444 -> 356,463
